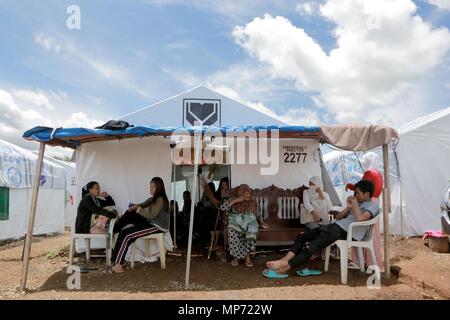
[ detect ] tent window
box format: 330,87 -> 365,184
0,187 -> 9,221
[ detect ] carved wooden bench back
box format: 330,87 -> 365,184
229,184 -> 309,227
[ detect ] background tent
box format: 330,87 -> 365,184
0,139 -> 67,240
395,107 -> 450,236
324,107 -> 450,236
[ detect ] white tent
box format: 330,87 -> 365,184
73,86 -> 319,255
0,139 -> 67,240
121,85 -> 286,127
21,120 -> 398,290
395,107 -> 450,236
324,107 -> 450,237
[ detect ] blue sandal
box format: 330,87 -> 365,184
296,268 -> 322,276
262,268 -> 289,279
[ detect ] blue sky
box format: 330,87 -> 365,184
1,0 -> 450,152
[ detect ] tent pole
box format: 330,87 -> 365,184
382,143 -> 391,279
20,142 -> 46,292
184,130 -> 202,289
173,162 -> 177,250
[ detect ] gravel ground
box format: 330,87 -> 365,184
0,232 -> 448,300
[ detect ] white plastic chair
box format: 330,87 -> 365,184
69,218 -> 116,268
130,233 -> 166,269
324,213 -> 381,284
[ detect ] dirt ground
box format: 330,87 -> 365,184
0,232 -> 449,300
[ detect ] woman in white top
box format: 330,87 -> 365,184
302,176 -> 333,230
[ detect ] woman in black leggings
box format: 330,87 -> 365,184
111,177 -> 169,273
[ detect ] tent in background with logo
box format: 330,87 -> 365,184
0,138 -> 70,240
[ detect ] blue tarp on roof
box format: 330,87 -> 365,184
23,125 -> 321,148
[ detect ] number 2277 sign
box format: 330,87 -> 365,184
282,145 -> 308,164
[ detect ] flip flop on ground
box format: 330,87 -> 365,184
296,268 -> 322,276
262,268 -> 289,279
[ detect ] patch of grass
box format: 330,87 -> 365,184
46,245 -> 69,259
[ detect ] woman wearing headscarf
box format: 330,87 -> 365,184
220,184 -> 268,267
302,176 -> 333,230
346,152 -> 383,271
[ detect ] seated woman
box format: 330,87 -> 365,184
302,176 -> 333,230
75,181 -> 117,234
220,184 -> 268,267
113,180 -> 167,233
110,177 -> 169,273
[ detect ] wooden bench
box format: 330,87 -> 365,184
228,184 -> 309,246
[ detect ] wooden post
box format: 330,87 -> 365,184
20,142 -> 46,292
382,143 -> 391,279
184,129 -> 202,289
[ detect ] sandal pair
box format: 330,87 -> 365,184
262,268 -> 322,279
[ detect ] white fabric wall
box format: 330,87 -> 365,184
74,136 -> 173,256
398,117 -> 450,236
231,139 -> 321,189
76,136 -> 172,214
0,188 -> 65,240
48,158 -> 77,227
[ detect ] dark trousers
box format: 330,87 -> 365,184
113,210 -> 147,233
111,222 -> 162,265
288,223 -> 347,269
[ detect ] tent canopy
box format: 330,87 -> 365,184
23,124 -> 398,150
320,124 -> 399,151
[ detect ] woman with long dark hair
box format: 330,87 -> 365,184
111,177 -> 169,273
211,177 -> 230,251
75,181 -> 117,234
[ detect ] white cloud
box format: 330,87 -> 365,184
64,112 -> 104,128
278,107 -> 321,125
232,0 -> 450,125
0,88 -> 105,155
34,34 -> 61,52
295,1 -> 319,16
428,0 -> 450,10
11,89 -> 56,110
162,62 -> 323,125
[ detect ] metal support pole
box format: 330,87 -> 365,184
20,142 -> 46,292
184,128 -> 202,289
382,143 -> 391,279
173,164 -> 177,249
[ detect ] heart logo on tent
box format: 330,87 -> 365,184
184,99 -> 220,126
